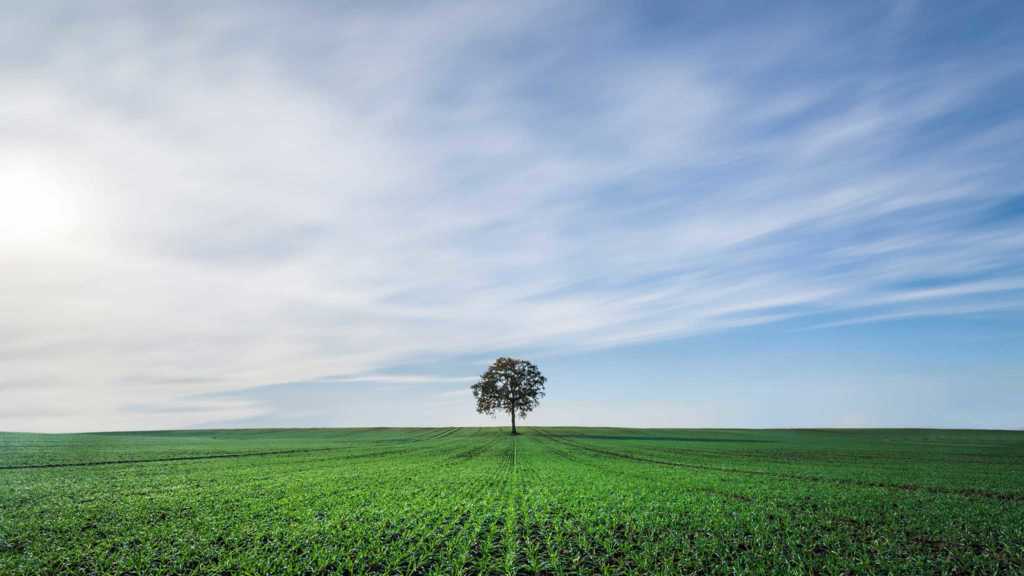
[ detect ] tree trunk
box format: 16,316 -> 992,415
511,410 -> 517,435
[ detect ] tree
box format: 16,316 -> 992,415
472,357 -> 546,435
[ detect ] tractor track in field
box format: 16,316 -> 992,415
0,428 -> 461,471
0,447 -> 351,470
532,432 -> 1007,555
414,427 -> 460,443
536,430 -> 1024,503
532,433 -> 1019,562
533,432 -> 755,503
449,435 -> 504,462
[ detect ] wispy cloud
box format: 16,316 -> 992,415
317,374 -> 477,385
2,2 -> 1022,430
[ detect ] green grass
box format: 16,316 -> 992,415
2,427 -> 1022,574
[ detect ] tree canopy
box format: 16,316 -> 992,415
472,357 -> 546,434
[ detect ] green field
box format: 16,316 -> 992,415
2,428 -> 1022,575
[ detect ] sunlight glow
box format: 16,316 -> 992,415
0,160 -> 77,249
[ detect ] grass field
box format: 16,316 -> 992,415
2,427 -> 1022,575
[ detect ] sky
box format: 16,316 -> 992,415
2,1 -> 1023,433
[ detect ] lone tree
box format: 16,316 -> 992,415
472,357 -> 546,435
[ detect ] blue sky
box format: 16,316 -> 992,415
1,1 -> 1022,432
